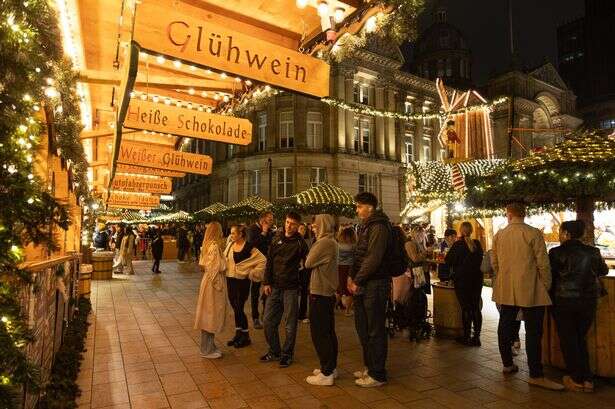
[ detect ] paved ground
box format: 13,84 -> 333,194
76,260 -> 615,409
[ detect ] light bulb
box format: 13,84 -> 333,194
334,7 -> 345,23
365,16 -> 377,33
156,55 -> 165,64
296,0 -> 308,9
188,88 -> 195,95
173,60 -> 182,68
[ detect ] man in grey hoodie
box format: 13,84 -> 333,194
304,214 -> 340,386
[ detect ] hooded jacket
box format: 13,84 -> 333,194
264,230 -> 309,289
305,215 -> 339,297
351,210 -> 391,287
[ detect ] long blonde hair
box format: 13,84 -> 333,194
202,221 -> 224,251
459,221 -> 476,252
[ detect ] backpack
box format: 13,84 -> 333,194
387,224 -> 409,277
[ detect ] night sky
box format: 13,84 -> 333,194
412,0 -> 585,85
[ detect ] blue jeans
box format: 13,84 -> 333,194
354,278 -> 390,382
263,288 -> 299,358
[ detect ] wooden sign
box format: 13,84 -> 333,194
133,4 -> 330,97
111,174 -> 172,194
124,99 -> 252,144
108,192 -> 161,208
117,140 -> 212,175
116,164 -> 186,178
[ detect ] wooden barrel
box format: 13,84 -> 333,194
91,251 -> 114,280
542,276 -> 615,378
79,264 -> 92,297
432,282 -> 464,338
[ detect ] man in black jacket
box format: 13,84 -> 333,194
260,212 -> 308,368
349,192 -> 391,387
247,211 -> 274,329
549,220 -> 609,392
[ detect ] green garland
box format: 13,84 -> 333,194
38,297 -> 91,409
0,0 -> 89,406
466,131 -> 615,210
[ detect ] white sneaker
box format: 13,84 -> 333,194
353,369 -> 368,379
306,372 -> 335,386
201,351 -> 222,359
312,368 -> 339,379
512,341 -> 521,356
355,375 -> 385,388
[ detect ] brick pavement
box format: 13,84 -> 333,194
75,260 -> 615,408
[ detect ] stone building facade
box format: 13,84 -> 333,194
174,38 -> 448,222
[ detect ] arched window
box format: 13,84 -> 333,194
445,59 -> 452,77
437,59 -> 444,77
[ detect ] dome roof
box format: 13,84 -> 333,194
414,22 -> 469,57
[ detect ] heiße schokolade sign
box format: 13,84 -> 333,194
111,174 -> 172,194
108,192 -> 161,208
123,99 -> 252,144
117,140 -> 212,175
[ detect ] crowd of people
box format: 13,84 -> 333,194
96,193 -> 610,393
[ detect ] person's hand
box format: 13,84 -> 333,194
347,278 -> 359,295
263,285 -> 272,296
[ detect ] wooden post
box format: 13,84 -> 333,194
576,197 -> 595,245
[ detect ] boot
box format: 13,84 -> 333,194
234,330 -> 251,348
227,329 -> 241,347
456,310 -> 471,345
470,332 -> 481,347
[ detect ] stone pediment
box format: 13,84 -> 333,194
529,63 -> 569,91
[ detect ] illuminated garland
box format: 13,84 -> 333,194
220,196 -> 273,221
279,183 -> 356,218
321,97 -> 508,122
466,130 -> 615,210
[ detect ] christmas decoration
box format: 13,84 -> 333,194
277,183 -> 356,218
194,203 -> 228,222
466,130 -> 615,242
149,211 -> 193,224
220,196 -> 272,221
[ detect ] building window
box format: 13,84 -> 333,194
277,168 -> 293,198
358,174 -> 377,194
600,118 -> 615,129
353,82 -> 371,105
310,167 -> 327,187
222,178 -> 229,203
249,170 -> 260,196
437,59 -> 444,78
440,149 -> 447,160
404,101 -> 414,114
353,116 -> 371,154
422,136 -> 432,161
460,59 -> 465,78
404,133 -> 414,164
306,111 -> 323,149
445,58 -> 452,77
257,111 -> 267,151
228,144 -> 234,159
423,65 -> 430,78
279,111 -> 294,148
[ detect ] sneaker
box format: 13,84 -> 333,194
201,351 -> 222,359
353,369 -> 368,379
355,375 -> 385,388
469,337 -> 481,347
562,376 -> 584,392
583,381 -> 594,393
253,318 -> 263,329
279,356 -> 293,368
528,377 -> 565,391
306,372 -> 334,386
302,318 -> 310,324
260,352 -> 280,362
502,364 -> 519,374
312,368 -> 339,379
512,341 -> 521,356
233,333 -> 251,348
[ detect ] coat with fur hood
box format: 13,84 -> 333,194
305,214 -> 339,297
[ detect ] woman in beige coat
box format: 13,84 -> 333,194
194,222 -> 227,359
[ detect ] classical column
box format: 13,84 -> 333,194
385,86 -> 397,161
335,69 -> 346,152
344,71 -> 355,152
375,83 -> 385,158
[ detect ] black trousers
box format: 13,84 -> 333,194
227,277 -> 251,330
498,305 -> 545,378
309,295 -> 338,376
552,298 -> 596,384
454,281 -> 483,338
298,269 -> 311,320
354,278 -> 390,382
152,258 -> 161,273
250,281 -> 266,320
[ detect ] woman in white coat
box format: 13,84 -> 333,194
194,222 -> 227,359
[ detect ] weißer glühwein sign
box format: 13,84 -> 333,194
111,175 -> 172,194
124,99 -> 252,144
108,192 -> 161,208
117,140 -> 212,176
133,4 -> 330,97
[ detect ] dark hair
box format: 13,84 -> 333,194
561,220 -> 585,240
259,211 -> 273,220
231,224 -> 247,239
355,192 -> 378,208
337,226 -> 357,244
506,202 -> 526,217
444,229 -> 457,237
285,211 -> 301,222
